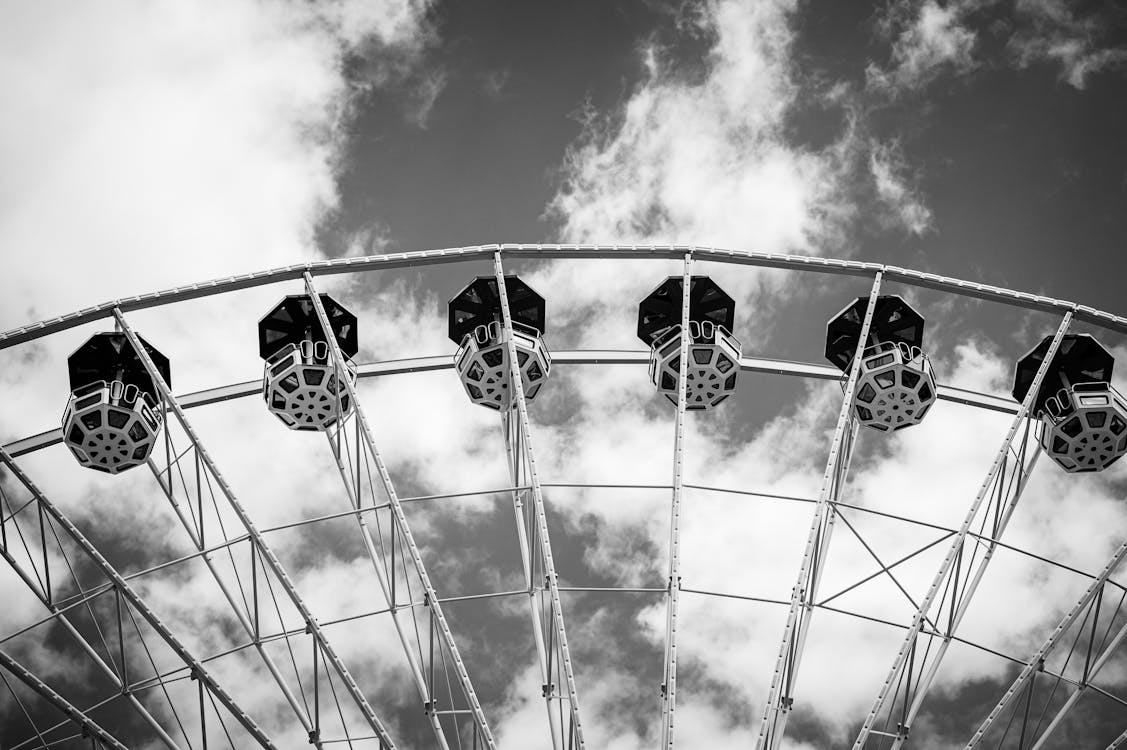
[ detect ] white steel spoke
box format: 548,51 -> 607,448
145,429 -> 322,745
853,311 -> 1073,749
657,253 -> 693,749
303,274 -> 496,749
113,307 -> 397,749
966,532 -> 1127,749
0,447 -> 275,749
493,252 -> 586,749
0,481 -> 182,749
756,272 -> 883,750
0,646 -> 128,750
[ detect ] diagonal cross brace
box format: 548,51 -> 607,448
113,307 -> 397,749
146,437 -> 322,744
853,311 -> 1073,749
0,478 -> 183,749
0,447 -> 277,749
303,274 -> 497,750
756,272 -> 883,750
966,533 -> 1127,748
0,646 -> 129,750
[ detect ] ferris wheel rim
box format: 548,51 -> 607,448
2,248 -> 1126,748
3,243 -> 1127,351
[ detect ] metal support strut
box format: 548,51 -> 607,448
493,252 -> 586,749
755,272 -> 883,750
0,446 -> 277,749
852,311 -> 1074,749
303,274 -> 496,750
113,307 -> 397,749
966,531 -> 1127,749
0,646 -> 128,750
658,253 -> 694,749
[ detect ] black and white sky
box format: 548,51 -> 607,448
2,1 -> 1127,748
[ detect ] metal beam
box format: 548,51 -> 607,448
493,253 -> 586,749
852,311 -> 1073,749
0,447 -> 276,749
304,274 -> 495,749
756,272 -> 883,750
3,246 -> 1126,349
659,253 -> 693,749
113,308 -> 397,749
966,533 -> 1127,748
0,480 -> 183,749
145,448 -> 321,742
0,647 -> 128,750
1,352 -> 1020,460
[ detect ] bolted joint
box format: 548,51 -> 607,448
308,730 -> 320,744
781,696 -> 793,710
896,723 -> 911,739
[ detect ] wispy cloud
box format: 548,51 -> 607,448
867,0 -> 979,94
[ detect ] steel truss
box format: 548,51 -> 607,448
113,308 -> 398,748
493,253 -> 586,749
966,531 -> 1127,749
0,446 -> 275,749
756,272 -> 883,750
0,645 -> 127,749
852,312 -> 1073,749
304,274 -> 496,749
3,249 -> 1127,748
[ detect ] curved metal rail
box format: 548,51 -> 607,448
2,248 -> 1125,749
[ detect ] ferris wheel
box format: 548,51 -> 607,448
0,244 -> 1125,749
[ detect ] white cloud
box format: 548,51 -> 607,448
869,139 -> 935,235
1009,0 -> 1127,89
867,0 -> 979,94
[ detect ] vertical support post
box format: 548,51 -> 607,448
853,311 -> 1074,750
493,252 -> 586,749
302,276 -> 495,750
756,272 -> 883,750
659,253 -> 694,749
113,307 -> 395,749
0,647 -> 129,750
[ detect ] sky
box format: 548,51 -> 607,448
1,0 -> 1127,748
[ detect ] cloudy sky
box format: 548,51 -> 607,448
1,0 -> 1127,748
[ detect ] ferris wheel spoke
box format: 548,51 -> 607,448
0,647 -> 128,750
493,253 -> 587,750
852,311 -> 1073,750
302,274 -> 497,750
965,532 -> 1127,749
755,271 -> 884,750
650,252 -> 695,750
0,447 -> 273,749
141,411 -> 329,746
113,308 -> 396,749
